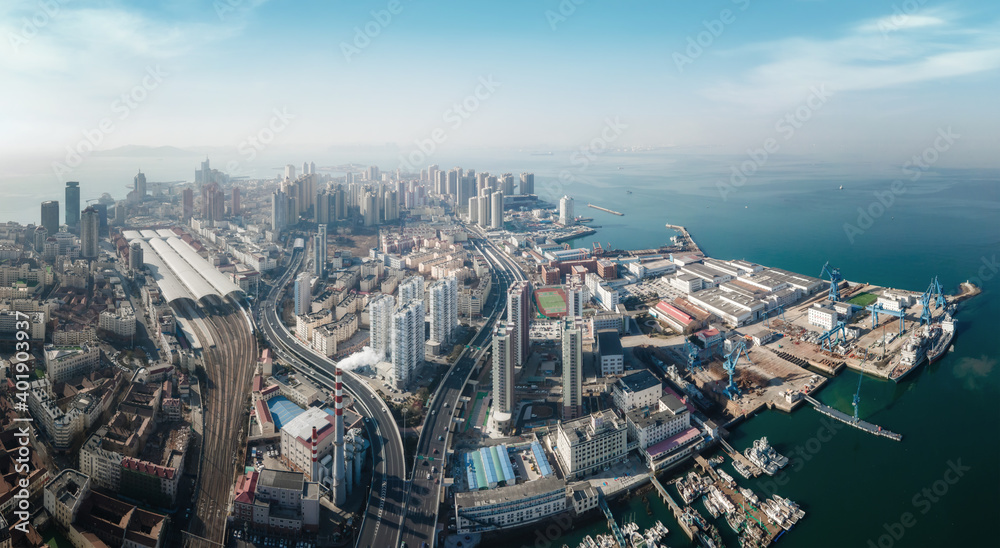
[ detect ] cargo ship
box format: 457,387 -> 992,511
927,310 -> 956,364
889,318 -> 950,381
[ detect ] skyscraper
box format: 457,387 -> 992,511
80,206 -> 99,259
134,171 -> 146,198
271,189 -> 288,233
41,201 -> 59,235
368,293 -> 395,359
314,225 -> 327,277
477,192 -> 490,228
182,188 -> 194,220
284,164 -> 296,181
501,173 -> 515,196
520,172 -> 534,195
428,277 -> 458,346
491,323 -> 515,432
490,191 -> 504,230
559,195 -> 575,226
232,187 -> 241,216
566,276 -> 585,318
562,319 -> 583,420
65,182 -> 80,232
294,272 -> 311,316
390,300 -> 424,389
468,196 -> 479,224
507,281 -> 531,368
129,241 -> 144,273
92,203 -> 108,237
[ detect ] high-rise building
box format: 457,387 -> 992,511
362,192 -> 377,227
271,189 -> 288,233
491,323 -> 515,431
92,203 -> 108,237
285,164 -> 296,181
562,320 -> 583,420
309,161 -> 316,175
368,294 -> 395,359
113,201 -> 126,227
182,188 -> 194,220
33,226 -> 47,252
398,275 -> 424,307
316,190 -> 330,224
65,182 -> 80,232
383,190 -> 399,222
314,225 -> 327,277
468,197 -> 479,224
507,281 -> 531,368
41,201 -> 60,235
559,195 -> 575,226
427,165 -> 439,185
294,272 -> 311,316
390,300 -> 424,389
367,166 -> 380,182
520,172 -> 534,195
477,192 -> 490,228
302,162 -> 309,177
80,206 -> 99,259
232,187 -> 241,216
202,183 -> 224,222
129,241 -> 143,273
134,171 -> 146,198
490,191 -> 504,230
501,173 -> 515,196
566,277 -> 585,318
428,277 -> 458,346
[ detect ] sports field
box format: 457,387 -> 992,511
848,292 -> 878,307
535,287 -> 568,317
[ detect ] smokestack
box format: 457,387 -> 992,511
311,426 -> 318,481
334,367 -> 346,506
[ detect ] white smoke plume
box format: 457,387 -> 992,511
337,346 -> 383,371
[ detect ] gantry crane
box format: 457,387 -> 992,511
820,261 -> 843,302
723,339 -> 751,399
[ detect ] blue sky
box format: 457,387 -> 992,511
2,0 -> 999,165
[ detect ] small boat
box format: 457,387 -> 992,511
839,185 -> 844,190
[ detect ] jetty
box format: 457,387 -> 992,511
650,476 -> 697,542
803,395 -> 902,441
588,204 -> 624,216
665,223 -> 702,254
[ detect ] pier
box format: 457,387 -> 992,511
650,476 -> 697,541
588,204 -> 624,216
803,395 -> 902,441
719,438 -> 763,477
665,223 -> 702,254
597,493 -> 627,548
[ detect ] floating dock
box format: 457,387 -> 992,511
588,204 -> 623,216
803,395 -> 902,441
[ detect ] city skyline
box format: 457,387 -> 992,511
1,1 -> 999,167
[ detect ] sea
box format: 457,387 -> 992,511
2,147 -> 998,547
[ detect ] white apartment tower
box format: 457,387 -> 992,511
390,300 -> 425,389
428,277 -> 458,346
398,275 -> 424,307
490,191 -> 504,230
491,323 -> 515,432
559,195 -> 575,226
294,272 -> 312,316
314,225 -> 327,277
368,293 -> 395,359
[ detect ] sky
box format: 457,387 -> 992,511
2,0 -> 1000,166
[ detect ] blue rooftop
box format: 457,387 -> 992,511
267,396 -> 304,430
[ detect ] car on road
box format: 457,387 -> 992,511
438,436 -> 444,441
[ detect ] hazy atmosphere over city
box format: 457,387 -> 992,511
0,1 -> 997,548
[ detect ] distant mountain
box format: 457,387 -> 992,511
92,145 -> 198,157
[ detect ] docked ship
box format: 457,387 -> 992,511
889,321 -> 945,382
732,459 -> 753,479
927,310 -> 956,364
744,437 -> 788,476
702,494 -> 721,519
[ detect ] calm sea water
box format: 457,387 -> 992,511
3,149 -> 998,547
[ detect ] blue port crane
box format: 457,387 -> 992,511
865,303 -> 906,335
919,276 -> 946,325
684,339 -> 701,370
820,261 -> 843,302
817,321 -> 849,352
763,304 -> 785,328
723,339 -> 751,399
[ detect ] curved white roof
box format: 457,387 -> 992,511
149,238 -> 218,301
122,230 -> 144,241
140,229 -> 161,240
135,240 -> 191,304
166,237 -> 243,298
156,229 -> 178,239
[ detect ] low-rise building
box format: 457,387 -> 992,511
595,330 -> 624,376
43,344 -> 100,384
455,476 -> 567,534
553,410 -> 628,479
611,370 -> 661,412
808,304 -> 838,331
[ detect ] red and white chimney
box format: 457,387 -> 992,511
333,368 -> 347,505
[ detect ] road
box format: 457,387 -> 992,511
258,249 -> 407,548
398,228 -> 526,548
186,294 -> 257,547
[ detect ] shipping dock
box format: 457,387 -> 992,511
803,395 -> 902,441
588,204 -> 624,216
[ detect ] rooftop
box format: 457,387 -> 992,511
259,468 -> 305,491
596,330 -> 623,356
455,475 -> 565,508
617,370 -> 660,394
